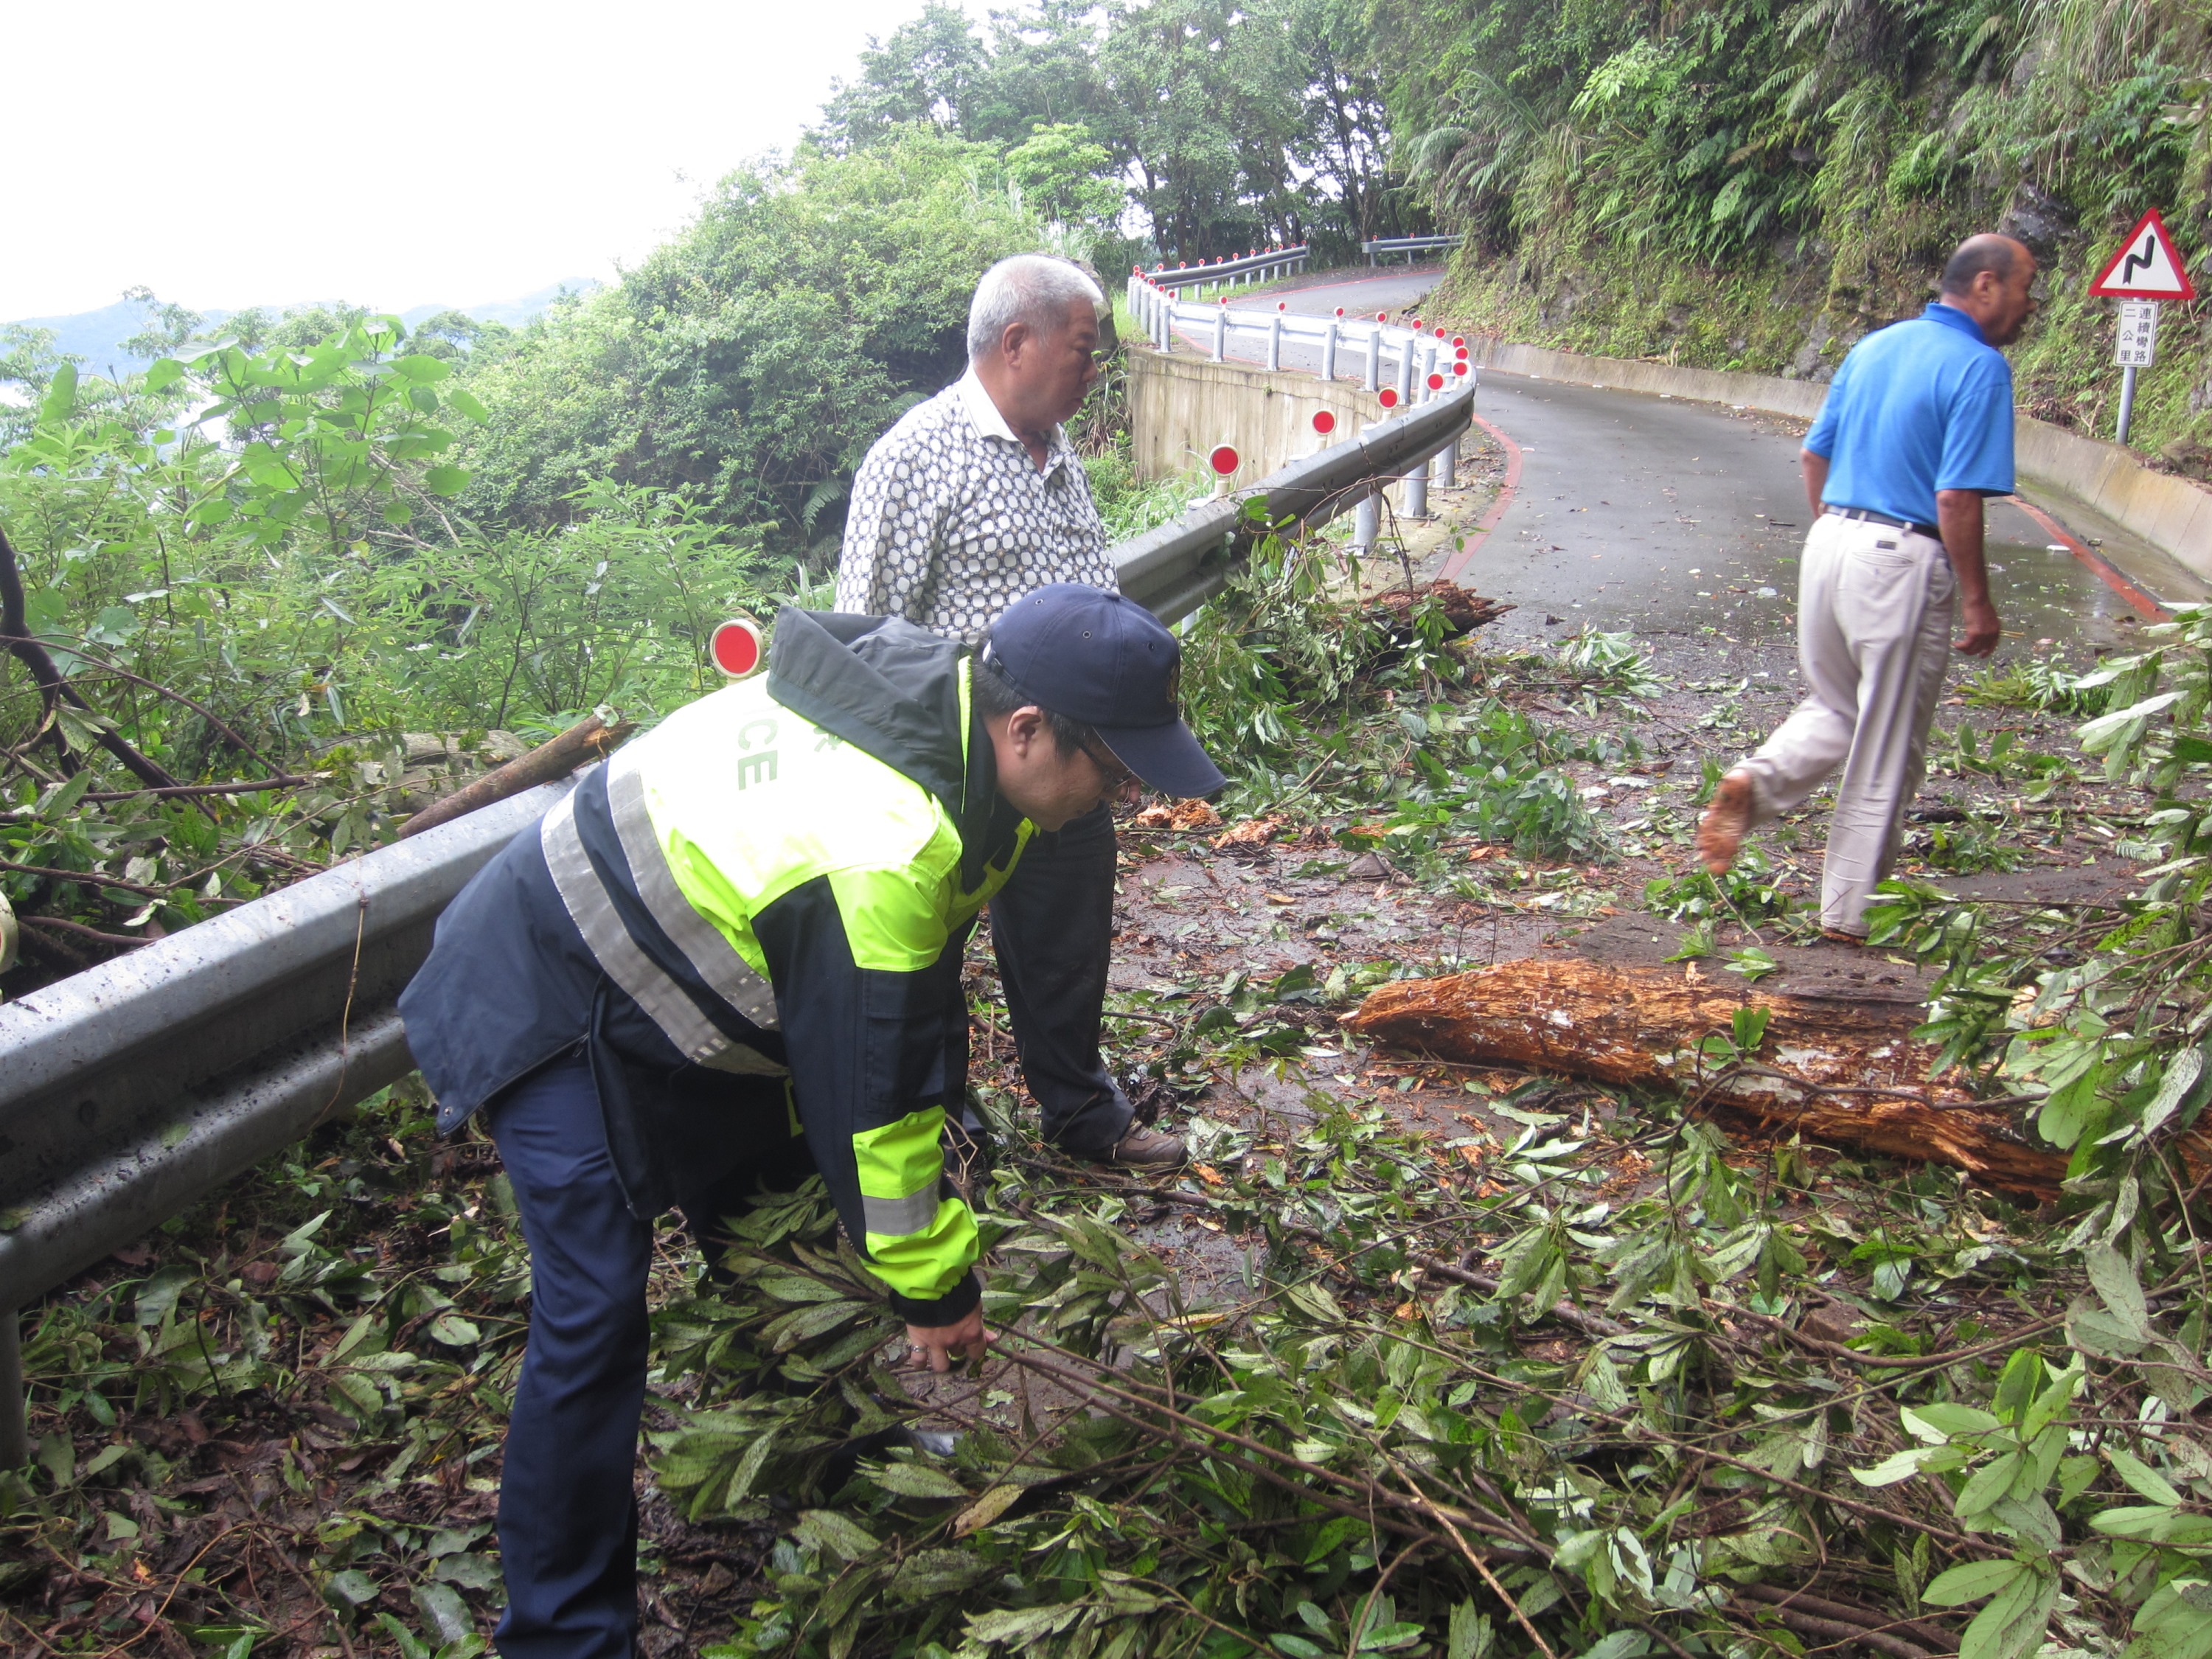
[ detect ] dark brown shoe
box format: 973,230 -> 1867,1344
1695,771 -> 1756,876
1101,1126 -> 1187,1169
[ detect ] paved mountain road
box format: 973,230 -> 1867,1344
1175,268 -> 2203,664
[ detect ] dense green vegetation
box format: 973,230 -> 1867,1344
819,0 -> 1418,264
0,0 -> 1436,989
1388,0 -> 2212,456
15,531 -> 2212,1659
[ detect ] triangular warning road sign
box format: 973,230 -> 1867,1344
2090,209 -> 2197,301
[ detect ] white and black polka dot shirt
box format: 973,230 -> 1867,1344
835,369 -> 1116,642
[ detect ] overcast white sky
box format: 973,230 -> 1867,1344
7,0 -> 976,321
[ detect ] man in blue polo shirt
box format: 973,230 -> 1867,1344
1697,234 -> 2037,939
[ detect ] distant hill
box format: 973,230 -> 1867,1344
7,281 -> 602,378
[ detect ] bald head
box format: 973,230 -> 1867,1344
1938,234 -> 2037,347
1941,234 -> 2026,296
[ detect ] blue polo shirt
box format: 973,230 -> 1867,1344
1804,303 -> 2015,528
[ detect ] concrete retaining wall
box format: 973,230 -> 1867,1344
1126,349 -> 1397,493
1469,339 -> 2212,582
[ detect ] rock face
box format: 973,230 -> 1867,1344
1343,956 -> 2068,1194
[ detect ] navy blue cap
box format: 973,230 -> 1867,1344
981,585 -> 1225,799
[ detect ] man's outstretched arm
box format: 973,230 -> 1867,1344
1938,488 -> 2001,656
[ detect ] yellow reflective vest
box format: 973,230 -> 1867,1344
402,611 -> 1029,1323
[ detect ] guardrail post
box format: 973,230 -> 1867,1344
1320,319 -> 1338,383
1404,389 -> 1430,520
1394,339 -> 1414,406
1211,303 -> 1227,363
1363,324 -> 1381,392
1,1307 -> 24,1470
1266,310 -> 1283,372
1353,484 -> 1379,554
1432,435 -> 1457,489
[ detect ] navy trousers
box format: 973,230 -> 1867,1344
485,1055 -> 804,1659
988,802 -> 1132,1155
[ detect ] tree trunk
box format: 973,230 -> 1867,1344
1343,957 -> 2070,1195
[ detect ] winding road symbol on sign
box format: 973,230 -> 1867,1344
2089,209 -> 2197,301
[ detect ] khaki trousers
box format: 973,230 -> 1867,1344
1736,513 -> 1955,935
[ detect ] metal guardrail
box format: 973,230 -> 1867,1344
0,372 -> 1478,1461
1115,381 -> 1475,622
1362,235 -> 1463,264
0,786 -> 565,1461
1125,270 -> 1477,405
1144,246 -> 1308,291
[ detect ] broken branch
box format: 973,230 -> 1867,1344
397,714 -> 636,838
1,524 -> 187,794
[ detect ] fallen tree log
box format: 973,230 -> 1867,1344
1342,956 -> 2067,1196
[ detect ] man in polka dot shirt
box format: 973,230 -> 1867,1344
838,254 -> 1188,1169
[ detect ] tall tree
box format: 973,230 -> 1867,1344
818,1 -> 990,150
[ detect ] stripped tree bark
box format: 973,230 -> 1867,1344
1343,956 -> 2071,1196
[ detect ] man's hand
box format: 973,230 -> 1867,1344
1955,594 -> 2002,656
905,1305 -> 989,1374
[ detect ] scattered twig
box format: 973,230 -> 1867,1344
18,914 -> 154,948
80,776 -> 312,801
58,646 -> 285,776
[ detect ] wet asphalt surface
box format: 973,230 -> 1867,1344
1458,375 -> 2153,663
1180,268 -> 2202,667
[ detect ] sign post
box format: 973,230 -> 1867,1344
2087,209 -> 2196,446
2114,301 -> 2159,444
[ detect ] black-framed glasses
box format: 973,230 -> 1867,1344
1079,736 -> 1135,793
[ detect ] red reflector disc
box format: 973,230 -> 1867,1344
1427,372 -> 1444,391
1312,410 -> 1336,434
1453,361 -> 1470,376
710,618 -> 764,678
1377,388 -> 1399,408
1208,443 -> 1239,475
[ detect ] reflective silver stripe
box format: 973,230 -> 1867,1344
700,1043 -> 788,1077
861,1186 -> 942,1238
605,752 -> 782,1031
540,788 -> 773,1071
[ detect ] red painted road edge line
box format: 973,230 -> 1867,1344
2008,495 -> 2168,621
1435,413 -> 1523,584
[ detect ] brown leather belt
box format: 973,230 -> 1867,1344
1829,505 -> 1941,541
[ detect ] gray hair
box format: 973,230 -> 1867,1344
967,254 -> 1105,361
